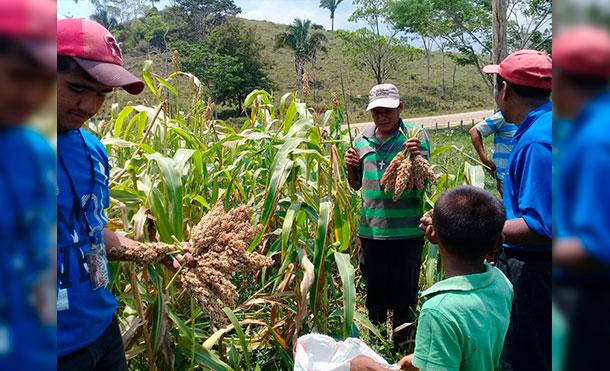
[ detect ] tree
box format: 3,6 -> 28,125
506,0 -> 551,51
90,7 -> 119,30
320,0 -> 344,32
275,19 -> 328,89
143,13 -> 169,50
175,0 -> 241,39
337,28 -> 420,84
389,0 -> 439,88
85,0 -> 148,22
173,19 -> 273,108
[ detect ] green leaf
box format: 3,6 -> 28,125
177,336 -> 233,371
334,252 -> 355,339
146,152 -> 185,241
463,161 -> 485,188
147,264 -> 165,352
113,106 -> 134,137
222,307 -> 252,371
249,138 -> 305,251
354,311 -> 389,345
142,60 -> 159,99
310,199 -> 332,315
155,75 -> 179,96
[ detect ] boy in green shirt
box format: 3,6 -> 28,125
351,186 -> 513,370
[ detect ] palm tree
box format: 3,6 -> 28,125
320,0 -> 343,32
275,19 -> 328,89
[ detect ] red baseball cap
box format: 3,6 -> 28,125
0,0 -> 56,72
553,26 -> 610,79
483,50 -> 552,90
57,18 -> 144,95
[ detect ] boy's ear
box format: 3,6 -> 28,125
426,225 -> 438,245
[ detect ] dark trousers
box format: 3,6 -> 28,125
58,316 -> 128,371
359,237 -> 423,347
554,281 -> 610,371
496,249 -> 551,371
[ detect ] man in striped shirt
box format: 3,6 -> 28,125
469,111 -> 517,194
345,83 -> 429,350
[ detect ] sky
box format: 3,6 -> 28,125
57,0 -> 370,31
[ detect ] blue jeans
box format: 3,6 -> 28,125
58,316 -> 127,371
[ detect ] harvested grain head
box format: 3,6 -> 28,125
412,155 -> 436,191
393,154 -> 412,201
180,203 -> 273,327
380,151 -> 405,187
189,203 -> 260,255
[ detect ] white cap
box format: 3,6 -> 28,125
366,83 -> 401,111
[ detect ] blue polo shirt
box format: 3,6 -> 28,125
57,129 -> 117,356
503,102 -> 552,251
555,93 -> 610,274
0,127 -> 55,369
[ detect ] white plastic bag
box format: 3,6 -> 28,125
294,333 -> 400,371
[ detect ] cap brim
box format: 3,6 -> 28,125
366,98 -> 400,111
20,39 -> 56,72
74,57 -> 145,95
482,64 -> 500,74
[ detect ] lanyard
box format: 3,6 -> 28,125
57,130 -> 97,244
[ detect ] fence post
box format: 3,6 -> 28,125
472,119 -> 475,127
460,119 -> 463,129
447,121 -> 450,129
435,122 -> 438,130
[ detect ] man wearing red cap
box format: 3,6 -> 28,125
56,18 -> 147,370
0,0 -> 56,369
553,26 -> 610,370
482,50 -> 553,370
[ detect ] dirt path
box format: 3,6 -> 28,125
346,109 -> 494,132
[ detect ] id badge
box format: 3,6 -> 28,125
86,244 -> 109,290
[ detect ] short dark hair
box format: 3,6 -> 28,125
57,55 -> 97,82
433,185 -> 505,259
58,55 -> 83,73
497,74 -> 551,101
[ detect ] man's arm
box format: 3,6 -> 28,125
503,218 -> 551,246
103,228 -> 194,268
554,238 -> 599,271
103,227 -> 137,261
469,126 -> 495,174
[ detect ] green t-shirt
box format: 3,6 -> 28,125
353,120 -> 431,240
412,263 -> 513,371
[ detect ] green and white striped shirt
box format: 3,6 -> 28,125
354,120 -> 430,240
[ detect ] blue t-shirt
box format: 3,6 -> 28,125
57,129 -> 117,356
0,127 -> 55,369
555,93 -> 610,280
503,102 -> 552,251
474,111 -> 518,181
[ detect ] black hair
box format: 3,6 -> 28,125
432,185 -> 505,260
0,36 -> 11,54
497,74 -> 551,101
57,54 -> 99,83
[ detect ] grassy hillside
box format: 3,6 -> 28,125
241,18 -> 492,121
107,17 -> 492,124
